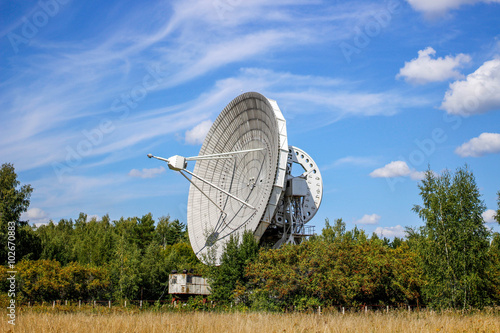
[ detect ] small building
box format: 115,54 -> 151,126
168,273 -> 210,298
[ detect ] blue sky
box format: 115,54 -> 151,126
1,0 -> 499,237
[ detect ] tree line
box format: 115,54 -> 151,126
1,163 -> 500,310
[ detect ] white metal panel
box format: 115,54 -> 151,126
187,92 -> 281,265
168,274 -> 211,296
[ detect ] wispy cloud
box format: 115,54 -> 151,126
3,0 -> 479,226
2,1 -> 386,175
185,120 -> 213,145
321,156 -> 379,171
406,0 -> 500,16
129,166 -> 166,179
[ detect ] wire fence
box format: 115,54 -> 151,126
22,299 -> 424,313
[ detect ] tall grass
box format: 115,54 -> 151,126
2,308 -> 499,332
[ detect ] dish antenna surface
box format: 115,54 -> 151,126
148,92 -> 323,264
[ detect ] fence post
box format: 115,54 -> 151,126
109,300 -> 111,308
408,305 -> 411,313
52,301 -> 55,308
94,300 -> 96,308
140,300 -> 143,308
79,300 -> 81,308
386,305 -> 389,313
318,306 -> 321,315
342,307 -> 345,315
125,300 -> 127,307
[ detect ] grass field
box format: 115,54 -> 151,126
2,308 -> 499,333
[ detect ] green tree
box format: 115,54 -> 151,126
155,215 -> 186,247
207,231 -> 259,304
0,163 -> 39,264
412,166 -> 491,309
245,235 -> 422,310
37,219 -> 75,264
496,191 -> 500,224
110,233 -> 141,300
71,214 -> 115,266
320,218 -> 345,243
0,163 -> 32,226
135,213 -> 155,250
11,259 -> 110,301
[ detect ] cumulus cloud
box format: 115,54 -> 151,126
455,133 -> 500,157
374,225 -> 406,238
185,120 -> 213,145
440,59 -> 500,115
370,161 -> 410,178
128,166 -> 166,178
21,207 -> 49,224
406,0 -> 500,15
356,214 -> 381,225
409,170 -> 427,180
369,160 -> 425,180
396,47 -> 470,84
482,209 -> 498,223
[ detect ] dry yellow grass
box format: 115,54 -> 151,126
2,309 -> 499,332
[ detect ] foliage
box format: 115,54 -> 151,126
207,231 -> 259,305
411,166 -> 492,309
5,259 -> 110,301
0,163 -> 39,264
0,163 -> 33,227
496,191 -> 500,224
1,162 -> 499,310
244,230 -> 422,311
155,215 -> 186,247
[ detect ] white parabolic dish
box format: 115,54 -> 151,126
148,91 -> 323,265
187,92 -> 289,264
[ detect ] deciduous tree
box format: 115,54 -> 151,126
412,166 -> 491,309
0,163 -> 39,264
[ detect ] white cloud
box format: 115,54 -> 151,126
322,156 -> 378,170
374,225 -> 406,238
406,0 -> 500,15
409,170 -> 427,180
0,0 -> 444,223
356,214 -> 381,225
87,214 -> 101,222
185,120 -> 213,145
482,209 -> 498,223
0,1 -> 394,174
128,166 -> 166,178
440,58 -> 500,115
370,161 -> 410,177
396,47 -> 470,84
455,133 -> 500,157
370,161 -> 426,180
21,208 -> 49,224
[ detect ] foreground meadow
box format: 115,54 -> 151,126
2,308 -> 499,333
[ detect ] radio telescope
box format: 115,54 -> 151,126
148,92 -> 323,264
